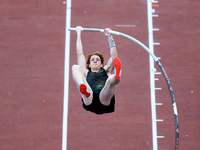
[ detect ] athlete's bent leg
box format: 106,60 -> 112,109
99,74 -> 120,106
100,57 -> 121,105
72,65 -> 93,105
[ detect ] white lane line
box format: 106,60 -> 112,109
147,0 -> 158,149
62,0 -> 71,150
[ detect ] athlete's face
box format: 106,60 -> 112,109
89,55 -> 103,71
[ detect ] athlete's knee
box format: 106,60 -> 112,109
101,100 -> 111,106
72,64 -> 80,72
107,74 -> 120,85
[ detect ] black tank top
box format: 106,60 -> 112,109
86,68 -> 108,96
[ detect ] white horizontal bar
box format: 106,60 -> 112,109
152,15 -> 159,17
153,43 -> 160,45
156,103 -> 163,105
153,28 -> 159,31
157,57 -> 161,59
156,119 -> 164,122
115,25 -> 136,27
155,88 -> 162,90
154,78 -> 159,80
157,136 -> 165,138
154,72 -> 161,75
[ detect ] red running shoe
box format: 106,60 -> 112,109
113,57 -> 121,80
79,84 -> 90,97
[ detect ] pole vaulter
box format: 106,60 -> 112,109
68,27 -> 179,150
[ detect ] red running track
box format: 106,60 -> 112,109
0,0 -> 199,150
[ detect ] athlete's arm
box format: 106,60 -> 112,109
104,28 -> 118,73
76,26 -> 87,75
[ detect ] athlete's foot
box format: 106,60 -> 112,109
79,84 -> 90,97
113,57 -> 121,80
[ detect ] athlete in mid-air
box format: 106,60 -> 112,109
72,26 -> 122,114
